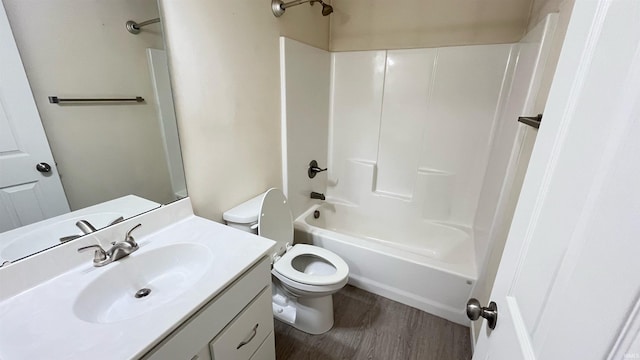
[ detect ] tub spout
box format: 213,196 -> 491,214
310,192 -> 325,200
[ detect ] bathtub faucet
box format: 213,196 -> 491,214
310,192 -> 325,200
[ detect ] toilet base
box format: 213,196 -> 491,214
272,286 -> 335,334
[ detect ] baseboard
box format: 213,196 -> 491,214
348,274 -> 469,326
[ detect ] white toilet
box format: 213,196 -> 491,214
223,188 -> 349,334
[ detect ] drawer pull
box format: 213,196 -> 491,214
236,323 -> 259,349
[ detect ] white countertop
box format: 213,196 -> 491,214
0,201 -> 275,359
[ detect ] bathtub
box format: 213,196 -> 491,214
294,202 -> 477,325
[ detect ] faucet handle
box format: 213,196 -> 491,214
77,244 -> 107,262
308,160 -> 328,178
124,223 -> 142,247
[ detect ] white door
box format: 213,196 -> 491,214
0,1 -> 69,232
472,1 -> 640,358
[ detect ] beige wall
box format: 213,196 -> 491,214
4,0 -> 174,210
159,0 -> 330,222
330,0 -> 533,51
528,0 -> 565,31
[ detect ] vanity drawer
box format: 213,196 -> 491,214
250,332 -> 275,360
210,287 -> 273,360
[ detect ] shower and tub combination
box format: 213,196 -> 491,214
295,200 -> 476,323
278,14 -> 558,324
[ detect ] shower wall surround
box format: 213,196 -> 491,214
328,44 -> 516,228
280,26 -> 557,322
279,38 -> 330,218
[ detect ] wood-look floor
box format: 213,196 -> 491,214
274,285 -> 472,360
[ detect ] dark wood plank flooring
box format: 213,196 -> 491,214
274,285 -> 472,360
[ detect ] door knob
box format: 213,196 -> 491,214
466,298 -> 498,329
36,162 -> 52,173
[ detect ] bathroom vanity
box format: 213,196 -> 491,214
0,198 -> 276,360
145,258 -> 275,360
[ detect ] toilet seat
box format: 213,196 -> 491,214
256,188 -> 349,288
257,188 -> 294,261
273,244 -> 349,286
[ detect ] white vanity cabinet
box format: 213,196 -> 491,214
142,257 -> 275,360
0,199 -> 279,360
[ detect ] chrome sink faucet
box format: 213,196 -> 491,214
59,216 -> 125,243
59,220 -> 98,243
77,223 -> 142,267
76,219 -> 98,234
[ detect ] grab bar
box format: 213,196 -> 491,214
48,96 -> 144,104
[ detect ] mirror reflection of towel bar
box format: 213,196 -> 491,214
48,96 -> 144,104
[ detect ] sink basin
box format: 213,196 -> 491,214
73,243 -> 212,324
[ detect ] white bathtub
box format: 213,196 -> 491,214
294,202 -> 477,325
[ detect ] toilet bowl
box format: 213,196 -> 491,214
223,188 -> 349,334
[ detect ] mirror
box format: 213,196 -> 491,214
0,0 -> 185,264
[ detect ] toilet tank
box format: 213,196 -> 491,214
222,192 -> 266,234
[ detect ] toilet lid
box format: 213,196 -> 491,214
258,188 -> 293,261
273,244 -> 349,286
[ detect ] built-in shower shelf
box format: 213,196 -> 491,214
372,189 -> 413,201
417,167 -> 453,176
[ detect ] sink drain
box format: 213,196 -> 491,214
134,288 -> 151,298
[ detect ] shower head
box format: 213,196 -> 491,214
272,0 -> 334,17
321,2 -> 333,16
